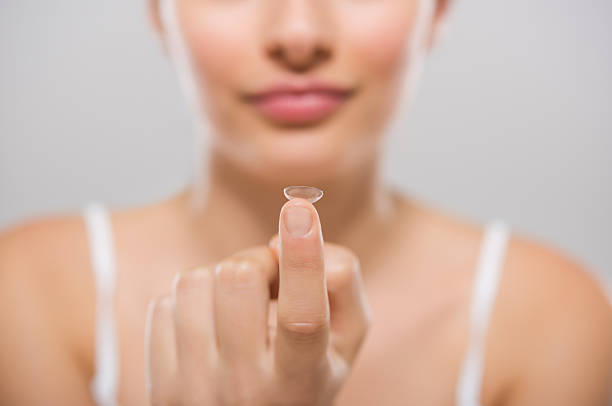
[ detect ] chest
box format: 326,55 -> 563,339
338,290 -> 470,405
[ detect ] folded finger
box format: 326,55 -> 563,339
172,267 -> 217,381
214,255 -> 270,365
324,244 -> 372,365
145,296 -> 178,404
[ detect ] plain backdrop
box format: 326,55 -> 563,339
1,1 -> 610,285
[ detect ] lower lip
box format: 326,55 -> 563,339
248,91 -> 349,125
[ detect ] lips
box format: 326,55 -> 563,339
245,81 -> 354,125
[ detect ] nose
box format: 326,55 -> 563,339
263,0 -> 334,73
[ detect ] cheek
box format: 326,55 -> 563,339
337,1 -> 428,146
176,5 -> 253,89
343,2 -> 419,78
174,3 -> 259,137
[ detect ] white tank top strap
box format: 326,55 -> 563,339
83,203 -> 120,406
456,219 -> 510,406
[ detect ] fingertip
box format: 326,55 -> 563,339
279,198 -> 322,243
268,234 -> 280,252
147,295 -> 174,328
280,198 -> 319,222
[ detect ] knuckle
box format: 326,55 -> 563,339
326,255 -> 360,292
328,265 -> 353,291
151,295 -> 174,317
173,267 -> 212,297
215,259 -> 259,288
214,260 -> 237,281
232,247 -> 273,270
146,296 -> 174,334
279,316 -> 329,341
268,234 -> 280,249
284,253 -> 322,273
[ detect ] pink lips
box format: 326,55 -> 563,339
245,81 -> 353,125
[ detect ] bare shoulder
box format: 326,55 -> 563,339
501,233 -> 611,320
405,198 -> 611,328
0,213 -> 100,404
0,213 -> 89,261
0,199 -> 177,361
0,213 -> 94,294
401,198 -> 612,404
0,214 -> 96,361
0,212 -> 93,281
488,232 -> 612,404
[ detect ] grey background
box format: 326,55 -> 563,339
1,1 -> 610,285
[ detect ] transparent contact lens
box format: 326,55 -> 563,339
283,186 -> 324,204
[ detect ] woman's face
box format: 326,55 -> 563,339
152,0 -> 447,181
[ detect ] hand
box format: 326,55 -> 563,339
145,198 -> 371,405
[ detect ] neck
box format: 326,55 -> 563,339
176,146 -> 403,266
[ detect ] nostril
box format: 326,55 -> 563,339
267,39 -> 332,72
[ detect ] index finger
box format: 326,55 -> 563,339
275,198 -> 330,375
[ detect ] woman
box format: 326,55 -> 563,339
0,0 -> 610,405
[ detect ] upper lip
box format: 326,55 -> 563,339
245,79 -> 354,101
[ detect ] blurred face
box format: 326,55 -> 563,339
152,0 -> 446,181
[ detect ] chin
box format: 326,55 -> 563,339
254,135 -> 350,183
212,111 -> 373,183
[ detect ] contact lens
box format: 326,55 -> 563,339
283,186 -> 324,204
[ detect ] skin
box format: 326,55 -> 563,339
146,199 -> 371,405
0,0 -> 611,405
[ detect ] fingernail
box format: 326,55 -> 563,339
284,205 -> 313,237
